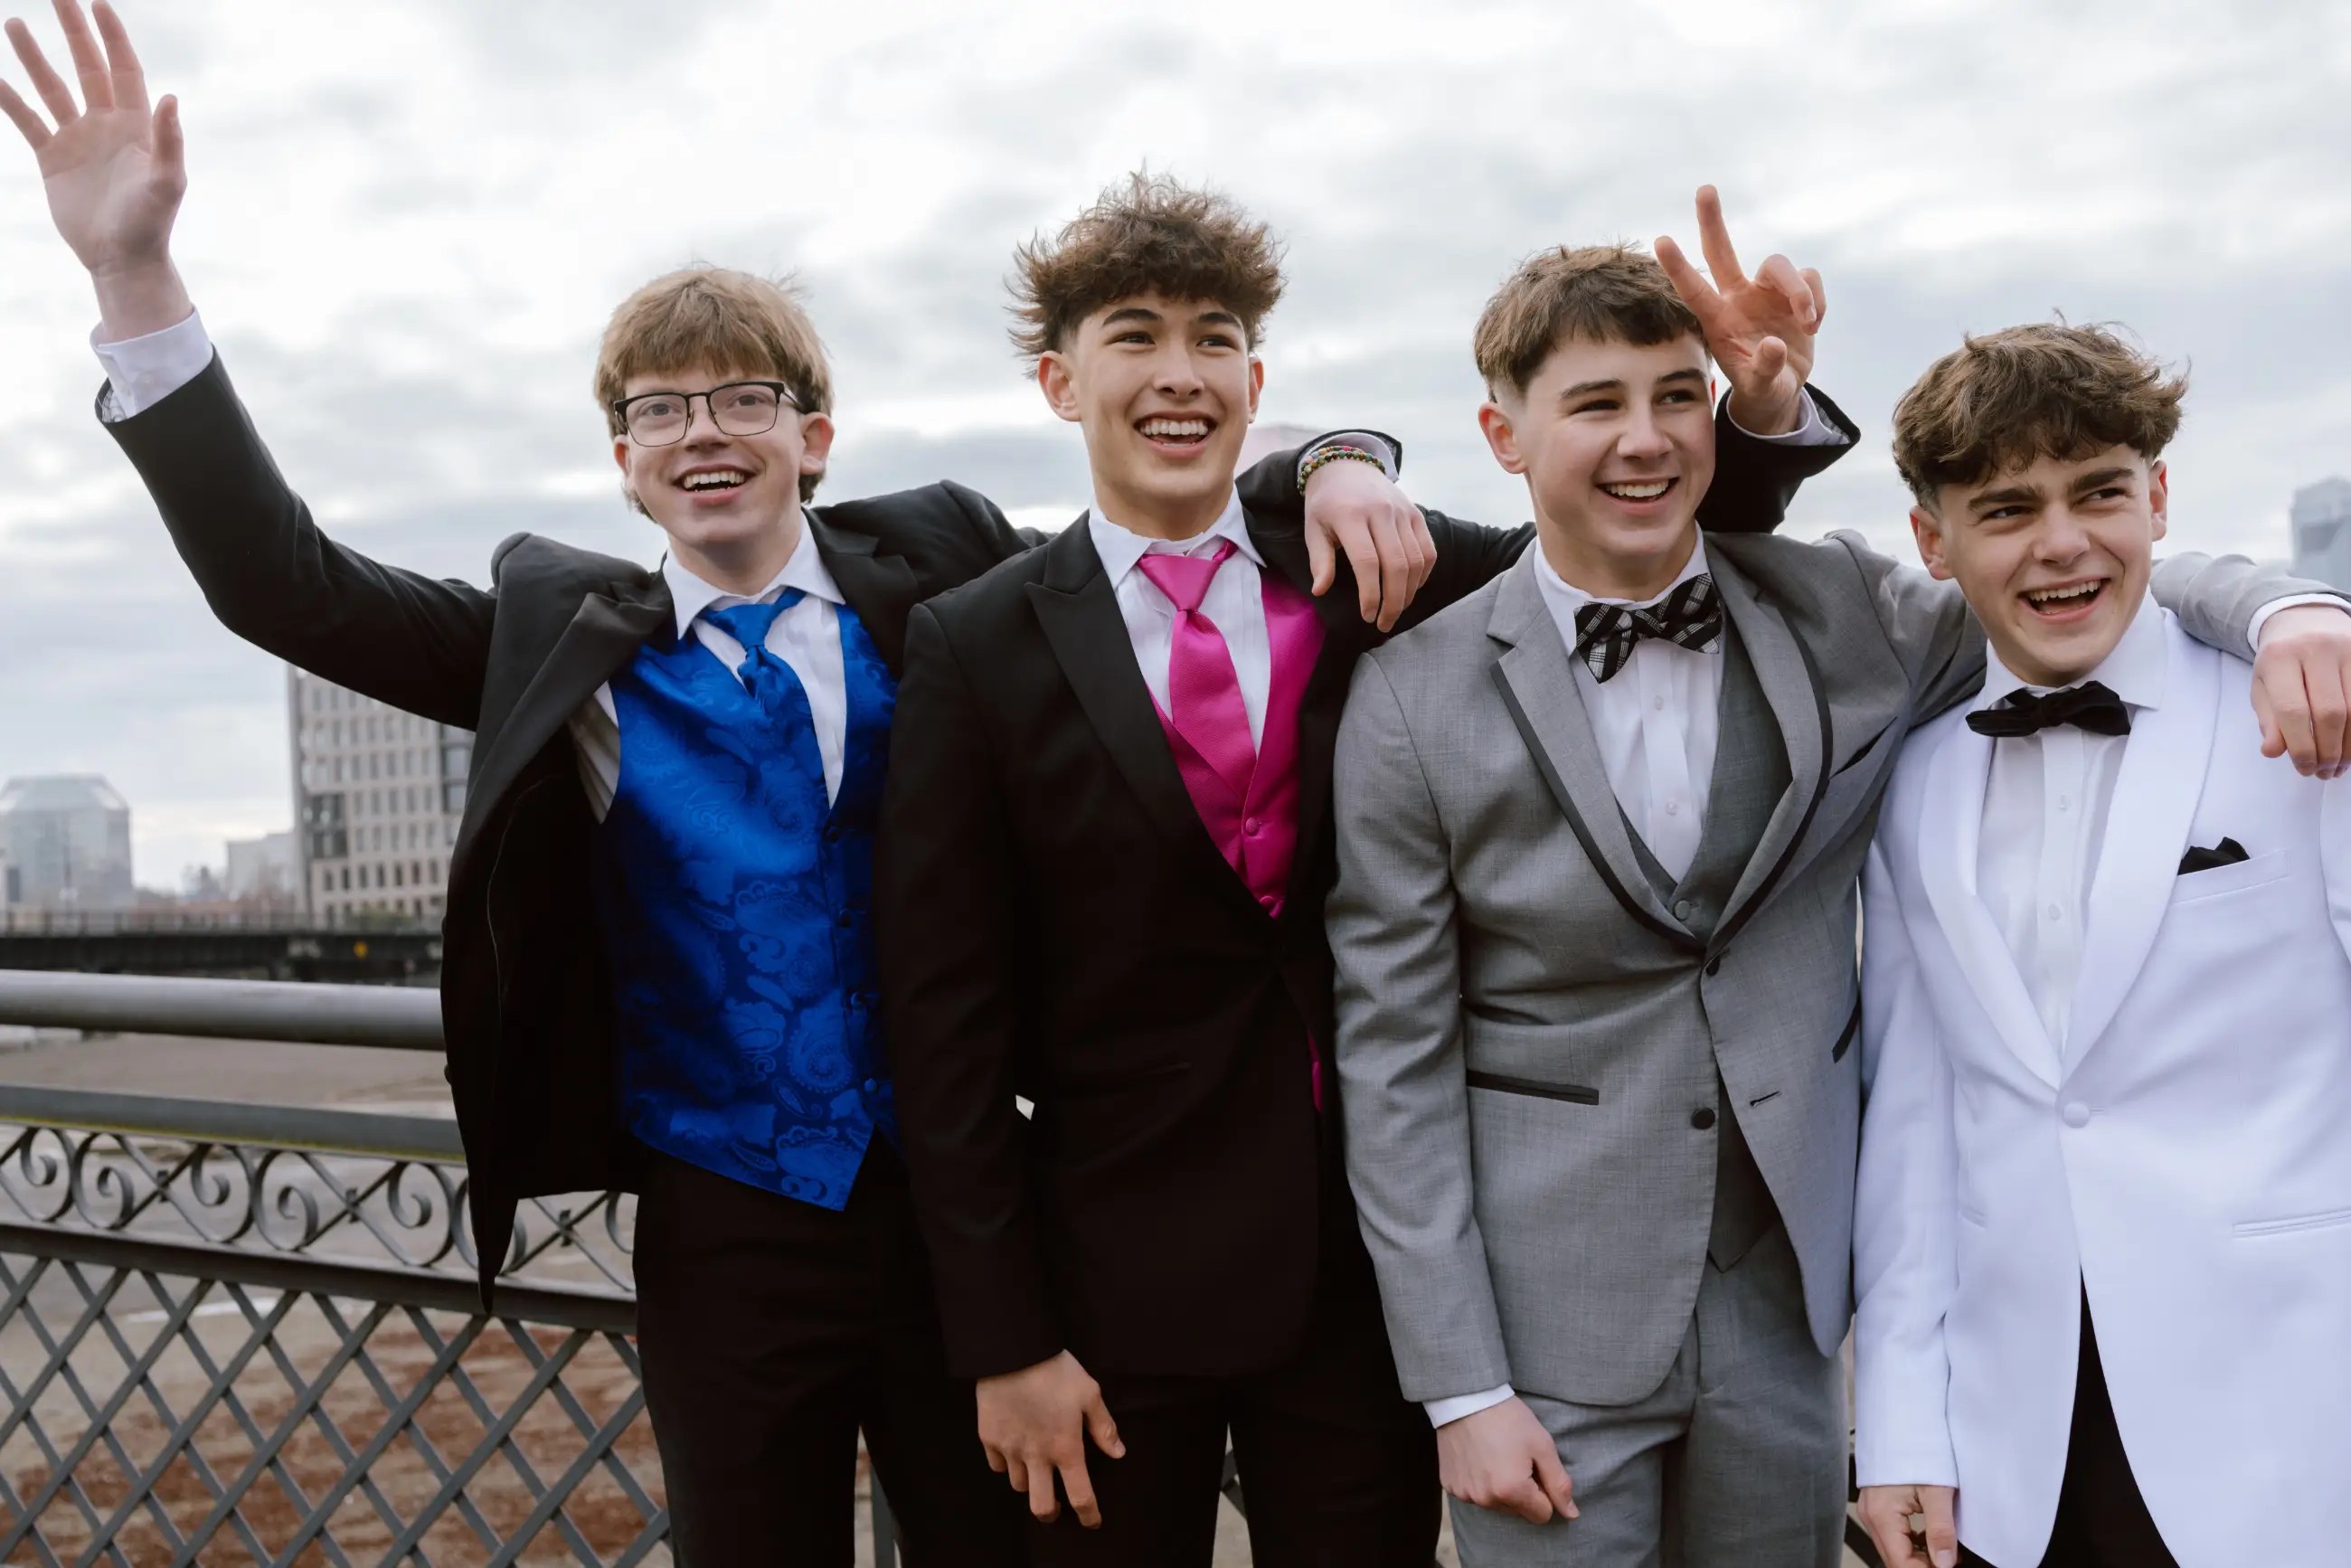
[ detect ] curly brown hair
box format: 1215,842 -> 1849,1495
595,267 -> 835,502
1893,321 -> 2186,505
1472,243 -> 1704,401
1008,173 -> 1287,360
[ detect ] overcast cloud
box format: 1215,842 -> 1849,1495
1,0 -> 2346,883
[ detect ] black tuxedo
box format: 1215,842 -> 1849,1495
873,404 -> 1846,1562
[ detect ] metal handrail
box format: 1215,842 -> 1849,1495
0,969 -> 441,1049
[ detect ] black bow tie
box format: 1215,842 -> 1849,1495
1572,575 -> 1724,684
1966,680 -> 2133,740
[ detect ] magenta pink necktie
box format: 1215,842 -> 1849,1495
1136,541 -> 1256,798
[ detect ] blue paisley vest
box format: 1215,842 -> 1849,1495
591,604 -> 896,1209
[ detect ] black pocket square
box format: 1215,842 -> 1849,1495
2178,837 -> 2251,875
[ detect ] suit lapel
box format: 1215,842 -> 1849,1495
1915,717 -> 2063,1087
807,513 -> 921,673
1487,555 -> 1698,950
469,578 -> 673,834
2064,618 -> 2215,1072
1024,521 -> 1259,911
1707,551 -> 1831,948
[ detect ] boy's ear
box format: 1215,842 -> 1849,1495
798,411 -> 836,476
1909,502 -> 1954,581
2148,458 -> 2170,544
1036,350 -> 1083,423
1478,401 -> 1527,476
1245,354 -> 1264,423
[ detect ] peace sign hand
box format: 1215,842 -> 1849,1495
2,0 -> 191,335
1655,185 -> 1826,436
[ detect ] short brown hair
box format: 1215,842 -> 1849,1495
595,267 -> 835,501
1473,243 -> 1704,400
1008,172 -> 1286,359
1892,321 -> 2186,505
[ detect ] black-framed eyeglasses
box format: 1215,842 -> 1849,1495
613,380 -> 802,446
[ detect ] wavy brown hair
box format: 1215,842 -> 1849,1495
1472,243 -> 1704,401
1893,321 -> 2186,505
1008,173 -> 1286,360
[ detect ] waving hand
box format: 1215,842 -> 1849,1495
1655,185 -> 1825,435
2,0 -> 190,335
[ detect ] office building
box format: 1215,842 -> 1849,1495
0,775 -> 135,910
2290,477 -> 2351,591
288,668 -> 468,925
223,829 -> 298,903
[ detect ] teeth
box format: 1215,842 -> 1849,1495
1139,419 -> 1211,439
2025,582 -> 2101,605
1600,480 -> 1672,500
682,470 -> 749,490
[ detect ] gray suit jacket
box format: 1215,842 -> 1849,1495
1327,532 -> 2324,1407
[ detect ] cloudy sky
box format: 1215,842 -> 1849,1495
0,0 -> 2346,884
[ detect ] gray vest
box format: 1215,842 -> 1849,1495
1619,626 -> 1786,1269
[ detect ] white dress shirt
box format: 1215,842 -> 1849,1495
1969,596 -> 2165,1045
93,309 -> 853,820
1089,491 -> 1273,746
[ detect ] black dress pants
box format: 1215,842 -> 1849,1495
1961,1293 -> 2177,1568
633,1140 -> 1024,1568
1022,1209 -> 1438,1568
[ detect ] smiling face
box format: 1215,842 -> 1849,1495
610,363 -> 834,590
1479,331 -> 1716,600
1037,292 -> 1262,538
1912,445 -> 2168,687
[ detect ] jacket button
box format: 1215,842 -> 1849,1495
1674,900 -> 1693,921
2062,1101 -> 2091,1129
823,825 -> 843,844
1691,1108 -> 1717,1130
1245,817 -> 1261,836
1704,956 -> 1722,977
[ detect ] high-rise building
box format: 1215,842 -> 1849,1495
287,668 -> 469,926
0,775 -> 135,910
2290,477 -> 2351,591
223,829 -> 298,903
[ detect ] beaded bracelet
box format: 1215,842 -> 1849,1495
1296,443 -> 1389,490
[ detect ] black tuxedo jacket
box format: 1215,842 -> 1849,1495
99,354 -> 1330,1304
874,403 -> 1848,1382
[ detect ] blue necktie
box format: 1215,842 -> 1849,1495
703,592 -> 814,729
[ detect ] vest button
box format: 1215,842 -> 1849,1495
863,1078 -> 879,1094
836,912 -> 855,929
1691,1108 -> 1717,1130
2062,1101 -> 2091,1129
1245,817 -> 1261,836
823,825 -> 843,844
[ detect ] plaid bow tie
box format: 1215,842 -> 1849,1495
1572,575 -> 1724,684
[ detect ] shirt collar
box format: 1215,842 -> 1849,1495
1532,534 -> 1716,656
1976,591 -> 2167,714
1086,489 -> 1261,590
663,510 -> 844,639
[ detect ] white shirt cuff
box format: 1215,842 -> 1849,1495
1425,1384 -> 1515,1428
2248,593 -> 2350,655
93,308 -> 212,422
1725,388 -> 1843,447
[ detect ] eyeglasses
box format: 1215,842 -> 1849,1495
613,380 -> 802,447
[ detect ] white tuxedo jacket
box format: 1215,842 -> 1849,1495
1855,610 -> 2351,1568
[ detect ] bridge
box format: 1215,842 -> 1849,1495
0,912 -> 439,982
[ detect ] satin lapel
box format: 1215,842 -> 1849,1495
1250,515 -> 1364,910
1915,718 -> 2063,1088
1487,556 -> 1697,950
470,581 -> 672,829
1024,521 -> 1256,907
1709,552 -> 1831,949
2064,619 -> 2216,1073
807,514 -> 921,673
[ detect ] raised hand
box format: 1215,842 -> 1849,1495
1,0 -> 190,335
1655,185 -> 1826,436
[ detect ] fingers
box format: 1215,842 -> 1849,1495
1057,1449 -> 1102,1529
1757,252 -> 1816,331
1372,508 -> 1411,633
2305,652 -> 2350,777
0,75 -> 51,148
8,14 -> 80,124
91,0 -> 144,115
2253,680 -> 2286,759
2261,656 -> 2322,775
52,0 -> 109,113
1081,1391 -> 1125,1461
1858,1494 -> 1924,1566
1921,1486 -> 1960,1568
1305,517 -> 1335,597
153,91 -> 181,187
1653,233 -> 1724,326
1340,516 -> 1382,626
1695,184 -> 1746,289
1024,1455 -> 1062,1525
1406,504 -> 1436,595
1531,1443 -> 1580,1521
1802,266 -> 1827,329
1749,335 -> 1789,392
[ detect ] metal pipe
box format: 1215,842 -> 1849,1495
0,1083 -> 465,1159
0,970 -> 443,1050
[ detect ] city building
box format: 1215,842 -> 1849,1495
0,775 -> 135,911
223,829 -> 298,903
287,668 -> 468,926
2290,477 -> 2351,591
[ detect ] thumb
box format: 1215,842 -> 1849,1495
1532,1441 -> 1579,1520
154,94 -> 185,188
1082,1392 -> 1124,1459
1749,334 -> 1788,391
1922,1487 -> 1959,1568
2255,682 -> 2286,758
1306,518 -> 1335,597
